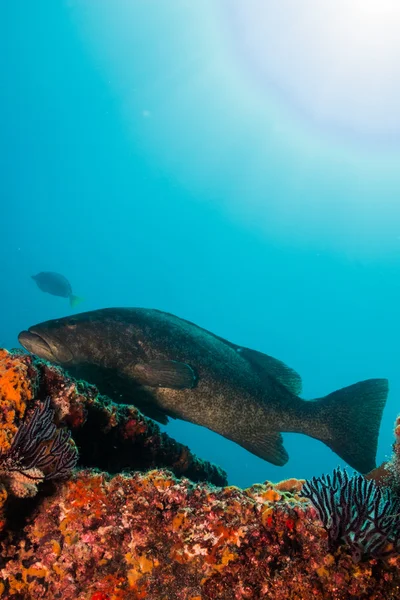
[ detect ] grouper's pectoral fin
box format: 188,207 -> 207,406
131,360 -> 198,390
241,430 -> 289,466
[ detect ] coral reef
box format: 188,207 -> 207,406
0,348 -> 399,599
0,470 -> 399,599
366,414 -> 400,492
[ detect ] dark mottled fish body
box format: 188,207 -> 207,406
18,308 -> 388,473
31,272 -> 82,308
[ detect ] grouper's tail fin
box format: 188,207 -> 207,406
313,379 -> 388,474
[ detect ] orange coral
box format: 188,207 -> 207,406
275,477 -> 306,493
0,349 -> 35,452
0,351 -> 37,531
62,473 -> 107,529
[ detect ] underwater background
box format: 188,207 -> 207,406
2,0 -> 400,488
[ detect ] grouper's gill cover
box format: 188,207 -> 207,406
18,307 -> 389,473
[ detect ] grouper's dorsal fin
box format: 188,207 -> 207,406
237,347 -> 302,396
132,360 -> 198,390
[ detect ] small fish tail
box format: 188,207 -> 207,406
312,378 -> 388,474
69,295 -> 84,308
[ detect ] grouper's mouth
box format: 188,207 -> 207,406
18,329 -> 74,364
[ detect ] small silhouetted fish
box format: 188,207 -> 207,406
31,272 -> 83,308
18,308 -> 388,473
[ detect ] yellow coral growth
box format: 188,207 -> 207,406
0,350 -> 34,453
263,489 -> 281,502
171,510 -> 187,531
316,565 -> 330,579
206,546 -> 236,572
261,506 -> 274,527
125,552 -> 158,589
51,540 -> 61,557
23,566 -> 48,581
275,478 -> 306,493
143,470 -> 174,491
52,563 -> 66,579
245,479 -> 307,507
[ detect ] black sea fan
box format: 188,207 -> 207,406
300,467 -> 400,562
0,397 -> 78,496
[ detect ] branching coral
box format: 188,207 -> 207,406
300,467 -> 400,562
0,397 -> 78,497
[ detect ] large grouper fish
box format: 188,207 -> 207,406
18,308 -> 388,473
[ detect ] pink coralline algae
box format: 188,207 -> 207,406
0,348 -> 399,599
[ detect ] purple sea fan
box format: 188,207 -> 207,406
0,397 -> 78,497
300,467 -> 400,562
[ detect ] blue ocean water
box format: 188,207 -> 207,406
2,0 -> 400,488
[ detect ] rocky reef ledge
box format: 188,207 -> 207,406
0,349 -> 399,599
0,349 -> 227,489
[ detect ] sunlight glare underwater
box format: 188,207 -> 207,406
72,0 -> 400,256
224,0 -> 400,142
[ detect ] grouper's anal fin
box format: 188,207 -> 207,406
238,430 -> 289,466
